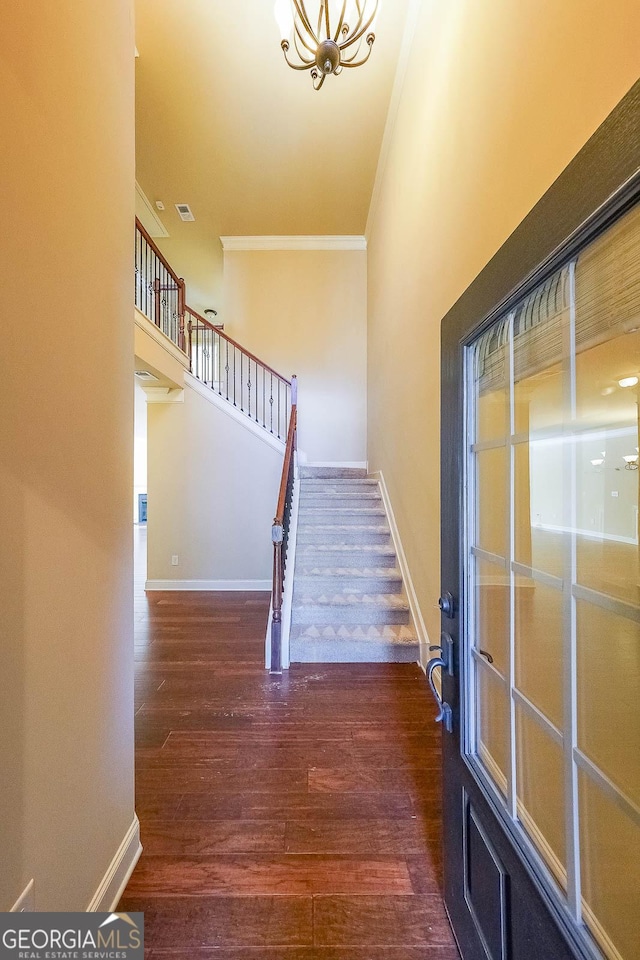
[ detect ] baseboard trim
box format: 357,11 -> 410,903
87,816 -> 141,912
145,579 -> 270,591
373,470 -> 431,662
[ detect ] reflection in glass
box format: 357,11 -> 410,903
514,440 -> 564,578
516,706 -> 566,886
576,600 -> 640,807
476,447 -> 508,558
513,268 -> 568,437
514,578 -> 563,729
477,664 -> 510,796
474,317 -> 510,443
579,771 -> 640,960
574,330 -> 640,605
475,558 -> 509,677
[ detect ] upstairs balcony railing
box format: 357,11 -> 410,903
187,306 -> 291,441
135,219 -> 186,351
135,218 -> 291,440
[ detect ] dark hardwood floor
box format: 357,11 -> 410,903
120,580 -> 459,959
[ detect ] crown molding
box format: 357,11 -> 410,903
135,181 -> 169,238
220,236 -> 367,252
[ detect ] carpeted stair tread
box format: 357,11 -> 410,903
289,474 -> 418,663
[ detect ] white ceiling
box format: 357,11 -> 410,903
134,0 -> 411,311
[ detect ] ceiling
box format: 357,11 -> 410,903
134,0 -> 410,313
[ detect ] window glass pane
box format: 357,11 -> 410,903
473,316 -> 510,443
476,664 -> 510,797
476,447 -> 508,558
579,770 -> 640,960
514,578 -> 563,729
575,205 -> 640,607
516,706 -> 566,887
474,558 -> 509,677
514,440 -> 564,578
576,600 -> 640,806
513,269 -> 569,437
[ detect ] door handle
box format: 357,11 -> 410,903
438,592 -> 455,618
427,637 -> 454,733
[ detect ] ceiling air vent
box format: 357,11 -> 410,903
175,203 -> 195,222
135,370 -> 159,382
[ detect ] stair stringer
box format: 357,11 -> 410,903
370,469 -> 432,667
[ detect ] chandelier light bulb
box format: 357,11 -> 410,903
274,0 -> 381,90
274,0 -> 294,40
618,376 -> 639,388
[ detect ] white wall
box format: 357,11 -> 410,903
146,378 -> 283,587
0,0 -> 135,911
223,249 -> 367,465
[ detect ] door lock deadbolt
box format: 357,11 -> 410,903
438,592 -> 455,618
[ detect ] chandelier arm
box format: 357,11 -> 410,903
291,0 -> 319,44
283,53 -> 315,70
339,45 -> 364,64
294,19 -> 318,57
312,69 -> 327,91
333,0 -> 347,43
340,0 -> 378,49
284,41 -> 315,68
339,40 -> 374,67
342,0 -> 366,43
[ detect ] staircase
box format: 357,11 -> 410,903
290,467 -> 420,663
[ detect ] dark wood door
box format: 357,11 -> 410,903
435,83 -> 640,960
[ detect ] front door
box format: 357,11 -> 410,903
436,172 -> 640,957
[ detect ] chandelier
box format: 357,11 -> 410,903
274,1 -> 381,91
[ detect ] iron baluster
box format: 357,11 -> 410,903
270,373 -> 274,433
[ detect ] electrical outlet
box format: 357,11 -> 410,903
171,555 -> 179,566
11,879 -> 35,912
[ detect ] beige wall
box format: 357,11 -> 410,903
134,308 -> 190,389
147,380 -> 282,585
0,1 -> 135,910
367,0 -> 640,647
224,250 -> 367,464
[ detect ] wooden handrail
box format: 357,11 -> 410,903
270,377 -> 298,675
135,217 -> 184,288
185,305 -> 291,386
275,407 -> 297,524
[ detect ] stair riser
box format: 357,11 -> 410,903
300,496 -> 382,507
301,483 -> 378,494
296,576 -> 403,595
296,551 -> 397,568
300,512 -> 387,525
297,531 -> 391,546
292,607 -> 410,625
299,468 -> 367,479
290,640 -> 419,664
